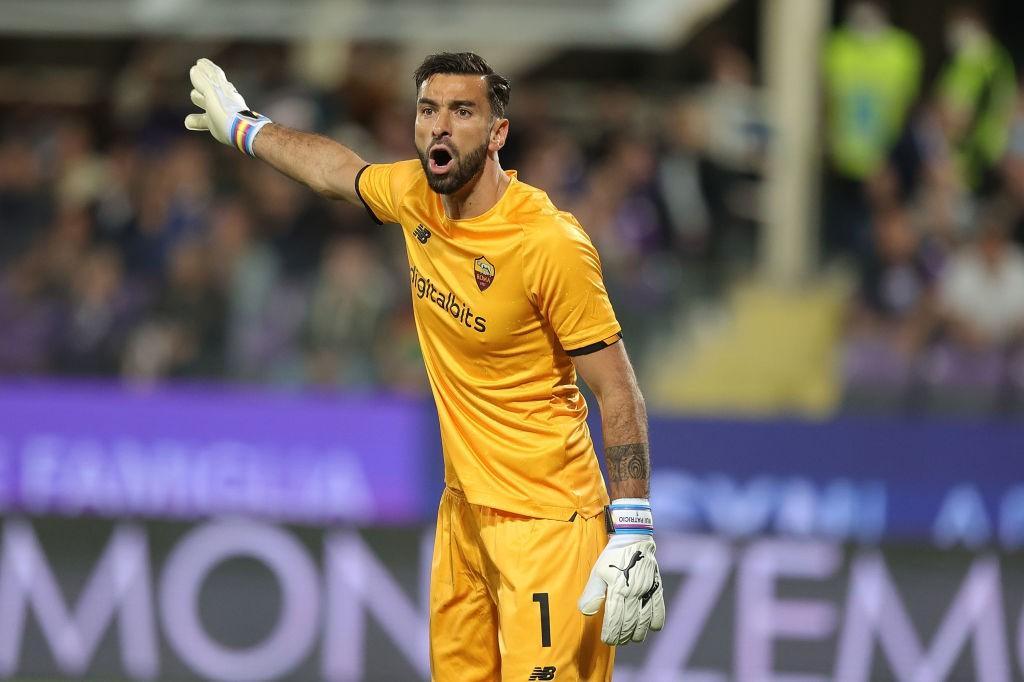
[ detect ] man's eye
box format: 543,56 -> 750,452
421,107 -> 434,116
457,109 -> 471,117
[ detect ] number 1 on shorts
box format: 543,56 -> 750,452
532,592 -> 551,647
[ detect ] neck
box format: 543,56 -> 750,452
441,153 -> 510,220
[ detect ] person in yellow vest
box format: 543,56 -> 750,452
822,0 -> 922,255
183,52 -> 666,681
823,0 -> 922,182
936,4 -> 1018,193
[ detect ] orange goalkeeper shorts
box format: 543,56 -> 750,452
429,487 -> 614,682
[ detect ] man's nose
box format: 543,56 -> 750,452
431,110 -> 451,138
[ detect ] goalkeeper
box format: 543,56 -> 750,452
185,52 -> 664,681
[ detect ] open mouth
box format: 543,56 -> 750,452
428,146 -> 454,174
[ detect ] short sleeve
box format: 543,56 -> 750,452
523,216 -> 622,355
355,160 -> 421,225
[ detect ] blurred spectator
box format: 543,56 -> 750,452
374,308 -> 428,395
38,206 -> 96,294
123,238 -> 227,381
658,97 -> 711,258
938,198 -> 1024,351
127,138 -> 213,274
572,134 -> 683,342
936,4 -> 1017,194
912,198 -> 1024,414
842,204 -> 939,410
0,249 -> 61,375
517,130 -> 586,210
51,120 -> 107,210
94,142 -> 142,248
0,136 -> 50,262
900,105 -> 976,243
303,236 -> 394,388
998,84 -> 1024,243
823,0 -> 922,254
851,206 -> 940,353
53,246 -> 142,375
206,199 -> 288,382
576,137 -> 672,267
244,163 -> 336,277
694,41 -> 766,267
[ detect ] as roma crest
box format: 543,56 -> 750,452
474,257 -> 495,292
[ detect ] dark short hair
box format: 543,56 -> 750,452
413,52 -> 511,118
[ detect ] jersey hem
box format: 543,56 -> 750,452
452,484 -> 608,522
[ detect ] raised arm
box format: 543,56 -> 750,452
184,58 -> 367,203
251,125 -> 367,203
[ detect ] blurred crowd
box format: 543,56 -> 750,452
4,0 -> 1024,416
0,41 -> 759,393
828,1 -> 1024,415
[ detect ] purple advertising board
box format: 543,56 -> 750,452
1,380 -> 1022,545
0,382 -> 435,524
640,415 -> 1024,548
1,383 -> 1024,681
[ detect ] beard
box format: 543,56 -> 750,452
417,137 -> 490,195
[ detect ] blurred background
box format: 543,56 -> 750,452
0,0 -> 1022,680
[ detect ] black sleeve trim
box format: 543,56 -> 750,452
565,332 -> 622,357
354,164 -> 384,225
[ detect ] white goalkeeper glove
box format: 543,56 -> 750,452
578,498 -> 666,645
184,57 -> 271,157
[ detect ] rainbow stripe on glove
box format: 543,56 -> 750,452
605,498 -> 654,536
230,110 -> 271,157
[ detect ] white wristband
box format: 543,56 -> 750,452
606,497 -> 654,535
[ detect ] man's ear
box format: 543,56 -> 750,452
490,118 -> 509,152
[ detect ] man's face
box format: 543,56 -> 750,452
414,74 -> 502,195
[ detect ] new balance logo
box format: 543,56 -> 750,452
413,224 -> 432,244
609,550 -> 643,587
528,666 -> 556,680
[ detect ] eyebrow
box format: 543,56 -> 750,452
417,97 -> 478,109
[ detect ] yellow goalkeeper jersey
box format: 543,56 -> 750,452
357,160 -> 621,520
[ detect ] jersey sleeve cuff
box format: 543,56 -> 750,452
565,331 -> 622,357
354,164 -> 384,225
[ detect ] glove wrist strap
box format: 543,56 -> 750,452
230,111 -> 272,157
604,497 -> 654,536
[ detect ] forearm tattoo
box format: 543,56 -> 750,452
605,442 -> 651,498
